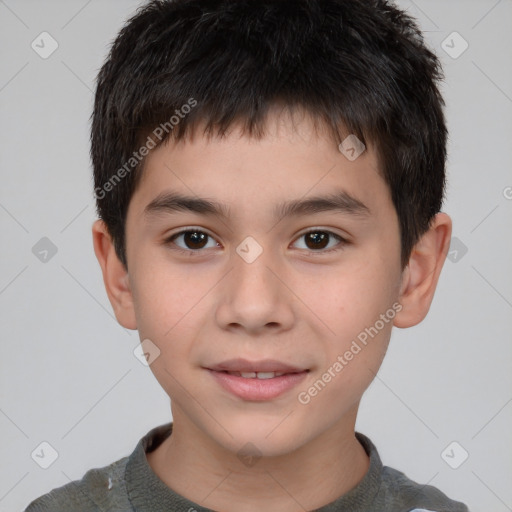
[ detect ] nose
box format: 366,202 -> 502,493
214,241 -> 296,336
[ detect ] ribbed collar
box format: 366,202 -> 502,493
125,422 -> 383,511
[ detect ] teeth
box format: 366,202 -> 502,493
228,371 -> 288,379
256,372 -> 275,380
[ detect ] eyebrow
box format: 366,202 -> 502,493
143,189 -> 370,221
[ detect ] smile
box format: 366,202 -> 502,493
224,371 -> 287,379
208,369 -> 309,402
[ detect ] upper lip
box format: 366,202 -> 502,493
206,358 -> 307,373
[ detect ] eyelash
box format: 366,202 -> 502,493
164,228 -> 348,256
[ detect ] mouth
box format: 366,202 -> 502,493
205,359 -> 310,401
220,370 -> 292,379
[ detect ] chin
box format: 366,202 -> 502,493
206,416 -> 311,459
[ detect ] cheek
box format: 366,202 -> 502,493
306,259 -> 398,337
129,257 -> 219,385
129,264 -> 204,397
296,304 -> 394,417
300,253 -> 399,394
130,255 -> 205,339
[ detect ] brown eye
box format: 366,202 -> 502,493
183,231 -> 208,249
293,230 -> 346,253
304,232 -> 329,250
166,230 -> 218,252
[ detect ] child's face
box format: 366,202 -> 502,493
123,111 -> 404,455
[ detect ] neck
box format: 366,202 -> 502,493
147,406 -> 370,512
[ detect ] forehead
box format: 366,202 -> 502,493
130,110 -> 392,224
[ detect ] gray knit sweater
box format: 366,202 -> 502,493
25,423 -> 469,512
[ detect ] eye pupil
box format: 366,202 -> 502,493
185,231 -> 208,249
305,232 -> 329,250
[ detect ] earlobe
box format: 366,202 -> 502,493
393,212 -> 452,328
92,220 -> 137,330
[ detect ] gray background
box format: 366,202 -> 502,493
1,1 -> 511,511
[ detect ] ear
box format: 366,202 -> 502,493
92,219 -> 137,330
394,212 -> 452,328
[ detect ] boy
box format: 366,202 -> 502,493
26,0 -> 469,510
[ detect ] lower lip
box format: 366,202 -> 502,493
208,370 -> 309,401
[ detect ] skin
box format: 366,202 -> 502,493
93,109 -> 452,512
